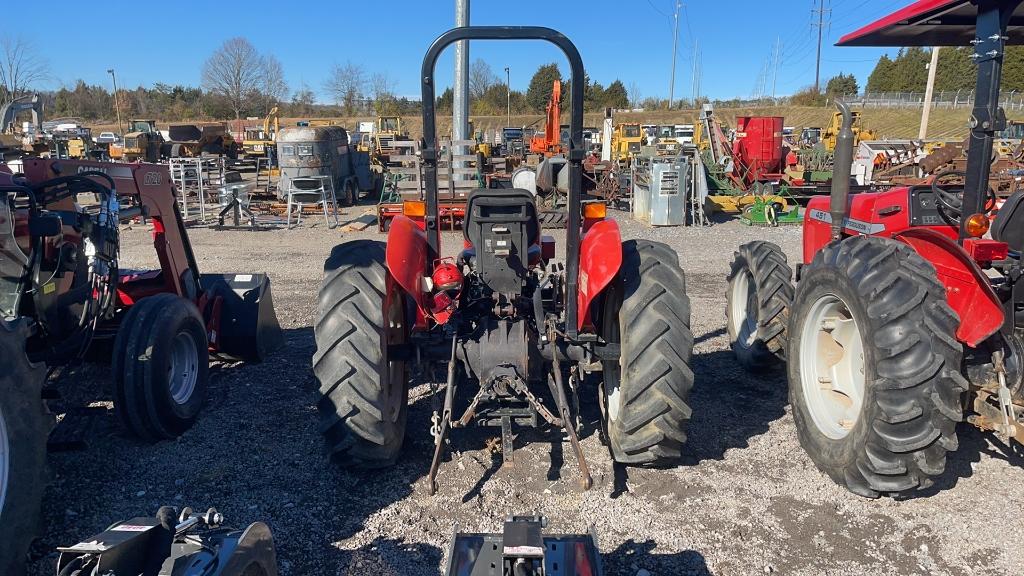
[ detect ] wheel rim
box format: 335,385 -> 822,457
730,270 -> 758,348
0,401 -> 9,513
799,294 -> 866,440
384,285 -> 406,422
168,331 -> 199,405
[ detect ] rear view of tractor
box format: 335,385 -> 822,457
0,159 -> 283,574
726,0 -> 1024,498
312,26 -> 695,492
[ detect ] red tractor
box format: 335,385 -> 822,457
727,0 -> 1024,498
312,26 -> 695,492
0,159 -> 282,574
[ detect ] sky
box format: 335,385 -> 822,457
30,0 -> 915,104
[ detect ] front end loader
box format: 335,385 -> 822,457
0,159 -> 284,574
725,0 -> 1024,498
312,26 -> 695,493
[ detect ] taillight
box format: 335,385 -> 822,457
964,238 -> 1008,262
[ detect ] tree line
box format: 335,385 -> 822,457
865,46 -> 1024,93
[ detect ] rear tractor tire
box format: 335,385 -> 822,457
313,240 -> 410,468
113,293 -> 209,441
788,236 -> 965,497
600,239 -> 695,466
0,319 -> 52,576
726,241 -> 794,370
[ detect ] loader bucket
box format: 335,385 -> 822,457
200,273 -> 285,362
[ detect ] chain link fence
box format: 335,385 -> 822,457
836,91 -> 1024,110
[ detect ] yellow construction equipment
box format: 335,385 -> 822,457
611,123 -> 643,166
818,110 -> 876,152
242,106 -> 279,160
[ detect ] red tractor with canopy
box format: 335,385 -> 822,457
726,0 -> 1024,498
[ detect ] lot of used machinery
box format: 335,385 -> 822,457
3,2 -> 1024,575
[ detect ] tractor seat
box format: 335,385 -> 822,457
992,190 -> 1023,252
462,188 -> 541,294
463,188 -> 540,246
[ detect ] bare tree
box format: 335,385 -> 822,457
324,61 -> 365,116
469,59 -> 496,100
261,54 -> 289,111
628,81 -> 641,109
370,72 -> 398,115
0,36 -> 48,102
201,37 -> 264,120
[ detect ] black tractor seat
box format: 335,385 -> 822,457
992,190 -> 1023,253
462,188 -> 541,294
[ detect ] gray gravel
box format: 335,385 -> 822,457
27,200 -> 1024,576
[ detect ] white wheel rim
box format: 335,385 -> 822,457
169,331 -> 199,405
730,270 -> 759,348
799,294 -> 866,440
0,402 -> 9,513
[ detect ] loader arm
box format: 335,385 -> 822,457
21,158 -> 202,300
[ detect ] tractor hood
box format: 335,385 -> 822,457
838,0 -> 1024,46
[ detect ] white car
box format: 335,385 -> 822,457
95,132 -> 120,144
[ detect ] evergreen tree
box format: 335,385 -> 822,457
825,72 -> 858,96
866,55 -> 895,92
602,80 -> 629,109
526,63 -> 561,112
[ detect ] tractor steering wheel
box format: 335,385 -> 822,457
930,169 -> 996,223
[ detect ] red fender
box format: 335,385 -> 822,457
577,219 -> 622,331
385,215 -> 429,327
893,228 -> 1003,347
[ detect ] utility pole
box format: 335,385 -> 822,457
772,37 -> 781,101
505,66 -> 510,127
669,0 -> 681,109
107,68 -> 124,137
453,0 -> 470,172
920,47 -> 941,139
691,40 -> 700,104
814,0 -> 827,93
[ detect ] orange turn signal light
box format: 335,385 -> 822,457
965,212 -> 989,238
403,200 -> 426,218
583,202 -> 606,220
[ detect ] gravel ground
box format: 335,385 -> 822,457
27,197 -> 1024,576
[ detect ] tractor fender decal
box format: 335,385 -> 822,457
577,219 -> 622,331
894,228 -> 1003,348
385,215 -> 428,315
808,208 -> 886,235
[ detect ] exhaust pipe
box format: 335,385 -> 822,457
830,100 -> 855,240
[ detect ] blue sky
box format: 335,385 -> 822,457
33,0 -> 913,103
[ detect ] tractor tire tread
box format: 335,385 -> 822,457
313,239 -> 408,469
789,236 -> 962,498
726,241 -> 794,369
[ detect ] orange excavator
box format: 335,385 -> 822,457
529,80 -> 563,156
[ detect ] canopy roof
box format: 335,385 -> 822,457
837,0 -> 1024,47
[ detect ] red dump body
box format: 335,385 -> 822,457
732,116 -> 784,187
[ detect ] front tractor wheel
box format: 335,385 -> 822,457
313,240 -> 410,468
600,240 -> 695,466
113,293 -> 209,441
788,236 -> 965,498
726,241 -> 794,369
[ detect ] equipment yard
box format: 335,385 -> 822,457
27,204 -> 1024,576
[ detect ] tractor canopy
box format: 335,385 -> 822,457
837,0 -> 1024,46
